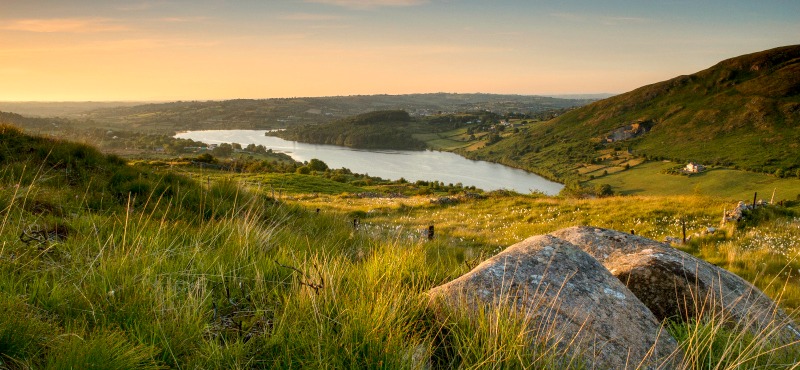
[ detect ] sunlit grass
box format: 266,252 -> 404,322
2,126 -> 799,368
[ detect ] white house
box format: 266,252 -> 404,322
685,162 -> 706,173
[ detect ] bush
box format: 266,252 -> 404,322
594,183 -> 613,197
307,158 -> 329,172
296,166 -> 311,175
195,153 -> 216,163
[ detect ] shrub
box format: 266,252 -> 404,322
195,153 -> 216,163
307,158 -> 329,172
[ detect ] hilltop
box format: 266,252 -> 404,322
465,45 -> 800,181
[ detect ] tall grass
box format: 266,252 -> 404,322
2,126 -> 799,368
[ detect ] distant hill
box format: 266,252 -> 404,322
465,45 -> 800,181
0,101 -> 146,117
77,93 -> 594,134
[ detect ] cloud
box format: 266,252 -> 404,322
549,12 -> 585,22
550,13 -> 651,26
278,13 -> 343,21
117,2 -> 155,11
304,0 -> 427,9
0,18 -> 128,33
159,16 -> 211,23
600,16 -> 650,26
379,44 -> 511,56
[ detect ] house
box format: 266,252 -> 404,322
685,162 -> 706,173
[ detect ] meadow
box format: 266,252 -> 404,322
586,161 -> 800,200
2,124 -> 799,368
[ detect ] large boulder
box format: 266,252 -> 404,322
550,226 -> 800,342
428,235 -> 680,369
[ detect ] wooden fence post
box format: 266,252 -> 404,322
427,225 -> 434,240
681,217 -> 687,245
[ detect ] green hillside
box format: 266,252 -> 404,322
465,45 -> 800,182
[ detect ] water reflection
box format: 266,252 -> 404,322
175,130 -> 563,195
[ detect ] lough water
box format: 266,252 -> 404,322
175,130 -> 563,195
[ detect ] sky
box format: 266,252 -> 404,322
1,0 -> 798,101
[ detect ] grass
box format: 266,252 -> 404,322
2,125 -> 800,368
587,161 -> 800,200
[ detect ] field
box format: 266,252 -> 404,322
587,161 -> 800,200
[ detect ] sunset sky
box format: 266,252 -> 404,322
1,0 -> 798,101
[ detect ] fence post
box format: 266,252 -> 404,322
681,217 -> 687,245
427,225 -> 434,240
752,192 -> 757,209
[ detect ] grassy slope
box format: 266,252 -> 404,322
2,125 -> 799,368
462,45 -> 800,183
587,161 -> 800,199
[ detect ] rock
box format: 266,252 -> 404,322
428,235 -> 680,369
550,226 -> 800,342
430,196 -> 459,205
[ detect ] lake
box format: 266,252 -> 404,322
175,130 -> 564,195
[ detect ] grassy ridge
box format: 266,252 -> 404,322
462,45 -> 800,182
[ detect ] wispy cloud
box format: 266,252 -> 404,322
550,12 -> 585,22
158,16 -> 211,23
380,44 -> 511,56
0,38 -> 222,55
304,0 -> 427,9
600,16 -> 650,26
118,2 -> 155,11
550,13 -> 652,26
0,18 -> 128,33
278,13 -> 343,21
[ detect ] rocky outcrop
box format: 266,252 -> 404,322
550,226 -> 800,342
428,235 -> 680,369
604,120 -> 653,142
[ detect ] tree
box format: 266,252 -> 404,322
212,143 -> 233,157
307,158 -> 329,172
595,183 -> 613,197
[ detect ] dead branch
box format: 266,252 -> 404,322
274,259 -> 324,294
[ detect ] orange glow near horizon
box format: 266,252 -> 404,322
1,1 -> 798,101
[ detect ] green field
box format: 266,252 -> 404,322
587,161 -> 800,201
